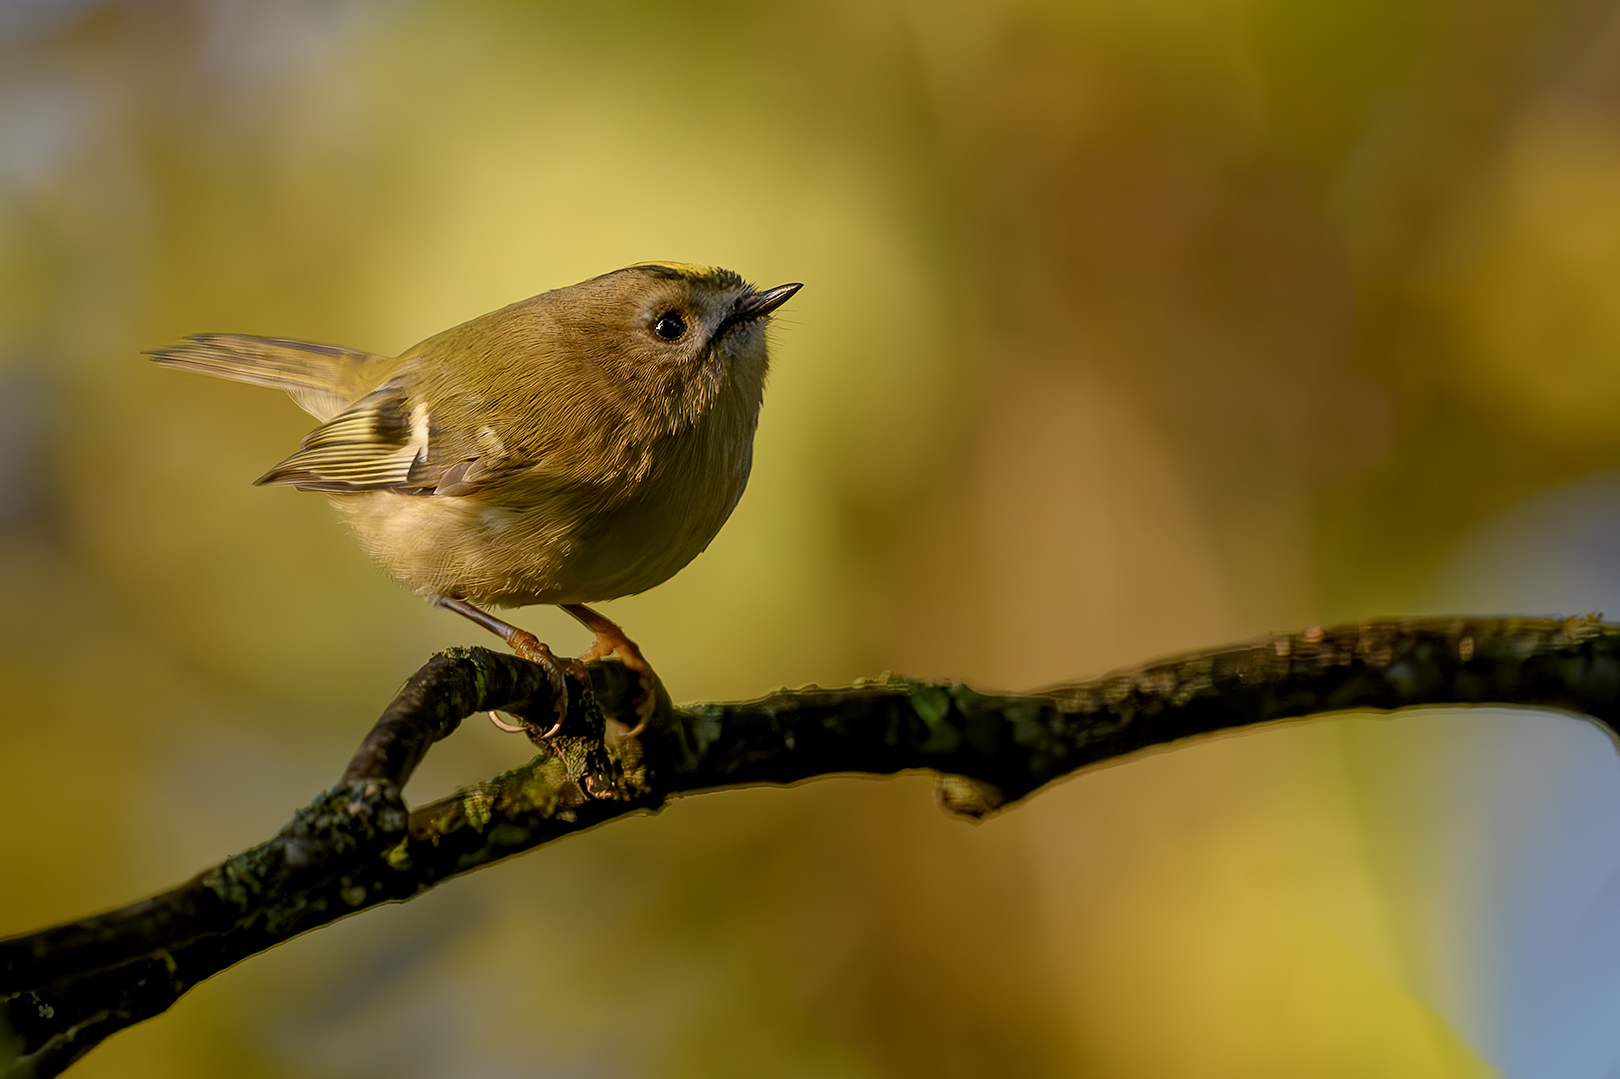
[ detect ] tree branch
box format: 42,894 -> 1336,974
5,615 -> 1619,1076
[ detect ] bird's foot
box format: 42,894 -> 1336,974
562,604 -> 660,736
434,596 -> 583,735
503,631 -> 588,736
434,595 -> 658,737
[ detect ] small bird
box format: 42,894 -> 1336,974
150,263 -> 802,731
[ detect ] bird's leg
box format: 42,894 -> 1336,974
433,595 -> 572,734
559,603 -> 659,735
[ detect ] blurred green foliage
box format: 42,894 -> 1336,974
6,0 -> 1620,1074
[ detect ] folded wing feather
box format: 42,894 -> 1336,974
255,382 -> 430,492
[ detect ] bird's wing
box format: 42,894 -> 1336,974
255,379 -> 529,495
148,334 -> 393,422
255,380 -> 431,491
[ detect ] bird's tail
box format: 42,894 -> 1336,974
147,334 -> 393,422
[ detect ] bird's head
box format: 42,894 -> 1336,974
553,263 -> 801,421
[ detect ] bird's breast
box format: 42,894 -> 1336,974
334,403 -> 758,608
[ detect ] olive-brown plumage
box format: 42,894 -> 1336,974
151,263 -> 802,727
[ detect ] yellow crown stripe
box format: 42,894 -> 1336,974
628,261 -> 722,279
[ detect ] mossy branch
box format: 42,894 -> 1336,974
5,615 -> 1620,1077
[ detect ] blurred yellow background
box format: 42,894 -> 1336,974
6,0 -> 1620,1075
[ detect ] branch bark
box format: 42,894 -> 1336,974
5,615 -> 1619,1076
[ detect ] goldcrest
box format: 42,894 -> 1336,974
151,263 -> 802,727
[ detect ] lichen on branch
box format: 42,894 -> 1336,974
4,615 -> 1618,1078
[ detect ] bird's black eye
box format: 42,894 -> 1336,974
654,311 -> 687,340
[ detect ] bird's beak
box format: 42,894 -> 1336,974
730,282 -> 803,322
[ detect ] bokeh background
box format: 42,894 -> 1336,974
4,0 -> 1620,1074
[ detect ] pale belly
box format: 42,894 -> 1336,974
330,436 -> 751,608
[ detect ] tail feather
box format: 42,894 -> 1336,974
147,334 -> 393,422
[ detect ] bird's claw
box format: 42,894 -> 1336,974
619,676 -> 657,738
487,710 -> 526,733
575,629 -> 658,737
506,631 -> 571,733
